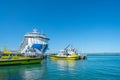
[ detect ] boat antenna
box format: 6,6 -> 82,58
64,44 -> 71,50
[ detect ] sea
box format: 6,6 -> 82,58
0,54 -> 120,80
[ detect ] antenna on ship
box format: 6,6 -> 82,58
33,28 -> 38,33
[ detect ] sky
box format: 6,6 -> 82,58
0,0 -> 120,53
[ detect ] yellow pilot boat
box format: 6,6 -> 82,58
0,48 -> 43,66
50,54 -> 80,60
50,45 -> 86,60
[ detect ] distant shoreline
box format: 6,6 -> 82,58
86,53 -> 120,56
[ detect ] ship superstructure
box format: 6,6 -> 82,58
19,29 -> 49,55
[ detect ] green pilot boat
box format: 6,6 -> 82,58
0,48 -> 43,66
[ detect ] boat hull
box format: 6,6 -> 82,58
0,58 -> 42,66
50,54 -> 80,60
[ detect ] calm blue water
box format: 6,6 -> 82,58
0,55 -> 120,80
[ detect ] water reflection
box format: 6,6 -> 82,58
0,61 -> 47,80
50,60 -> 77,71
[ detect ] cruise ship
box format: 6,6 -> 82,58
19,29 -> 49,55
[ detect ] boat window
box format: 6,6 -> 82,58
2,54 -> 9,56
10,54 -> 12,56
12,54 -> 16,56
17,54 -> 21,56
